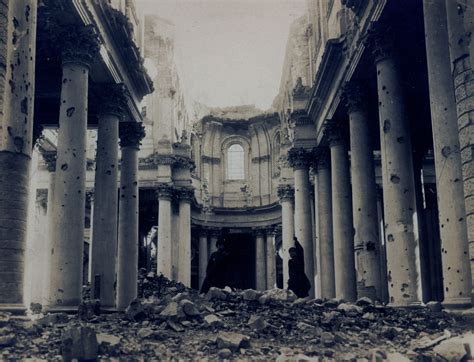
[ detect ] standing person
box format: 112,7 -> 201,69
287,237 -> 311,298
200,238 -> 230,293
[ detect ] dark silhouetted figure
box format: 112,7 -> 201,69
287,237 -> 311,298
200,238 -> 230,293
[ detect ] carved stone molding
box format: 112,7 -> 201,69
173,155 -> 195,171
287,147 -> 312,170
201,155 -> 221,165
251,155 -> 271,164
119,122 -> 146,149
253,227 -> 266,237
265,226 -> 277,237
155,183 -> 174,201
277,184 -> 295,202
289,109 -> 313,127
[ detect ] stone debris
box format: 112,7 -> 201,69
1,275 -> 473,360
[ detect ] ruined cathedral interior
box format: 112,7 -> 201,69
1,0 -> 474,359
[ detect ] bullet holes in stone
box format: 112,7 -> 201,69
133,181 -> 138,186
61,163 -> 68,171
106,170 -> 112,175
441,146 -> 452,158
14,137 -> 24,152
390,174 -> 400,184
396,136 -> 404,144
66,107 -> 75,117
387,234 -> 394,242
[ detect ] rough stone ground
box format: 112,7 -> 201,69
1,271 -> 473,361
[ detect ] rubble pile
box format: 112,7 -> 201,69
1,274 -> 473,360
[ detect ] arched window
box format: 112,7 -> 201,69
227,144 -> 245,180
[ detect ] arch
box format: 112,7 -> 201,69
221,135 -> 250,182
272,131 -> 281,176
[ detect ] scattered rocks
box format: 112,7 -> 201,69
426,301 -> 442,313
241,289 -> 261,301
216,332 -> 250,351
125,299 -> 148,321
433,333 -> 474,360
217,348 -> 233,358
247,315 -> 269,331
61,326 -> 98,361
205,287 -> 228,301
204,314 -> 224,328
180,299 -> 200,317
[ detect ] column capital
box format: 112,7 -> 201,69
36,189 -> 48,209
94,83 -> 130,118
366,22 -> 396,64
175,187 -> 194,203
287,147 -> 312,170
155,183 -> 174,201
119,122 -> 146,150
313,146 -> 331,171
277,184 -> 295,202
86,188 -> 95,204
197,228 -> 208,238
55,24 -> 100,68
325,121 -> 348,147
253,227 -> 266,237
41,151 -> 57,172
265,226 -> 277,237
342,80 -> 367,113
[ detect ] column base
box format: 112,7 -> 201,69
442,297 -> 472,309
45,305 -> 79,314
387,301 -> 424,309
100,306 -> 118,313
0,304 -> 27,315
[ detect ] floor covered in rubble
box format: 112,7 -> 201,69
1,273 -> 473,361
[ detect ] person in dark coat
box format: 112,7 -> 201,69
200,238 -> 230,294
287,236 -> 311,298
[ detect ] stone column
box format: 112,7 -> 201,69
265,227 -> 277,289
176,188 -> 194,287
370,28 -> 422,307
376,187 -> 389,303
49,25 -> 99,311
343,82 -> 382,301
315,147 -> 336,299
198,229 -> 208,290
156,184 -> 174,279
90,84 -> 128,309
0,0 -> 37,311
326,123 -> 357,302
288,148 -> 315,297
277,185 -> 295,289
255,229 -> 266,291
116,122 -> 145,311
446,0 -> 474,297
423,0 -> 472,307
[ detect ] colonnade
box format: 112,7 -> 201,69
277,13 -> 473,306
4,23 -> 146,312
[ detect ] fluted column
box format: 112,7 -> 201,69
326,123 -> 357,302
255,229 -> 266,291
176,188 -> 193,287
423,0 -> 472,307
49,25 -> 99,311
156,184 -> 173,279
198,229 -> 208,290
370,28 -> 422,307
0,0 -> 37,311
446,0 -> 474,298
91,84 -> 128,309
265,227 -> 277,289
343,82 -> 382,300
288,148 -> 315,297
315,147 -> 336,299
116,122 -> 145,311
278,185 -> 294,289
